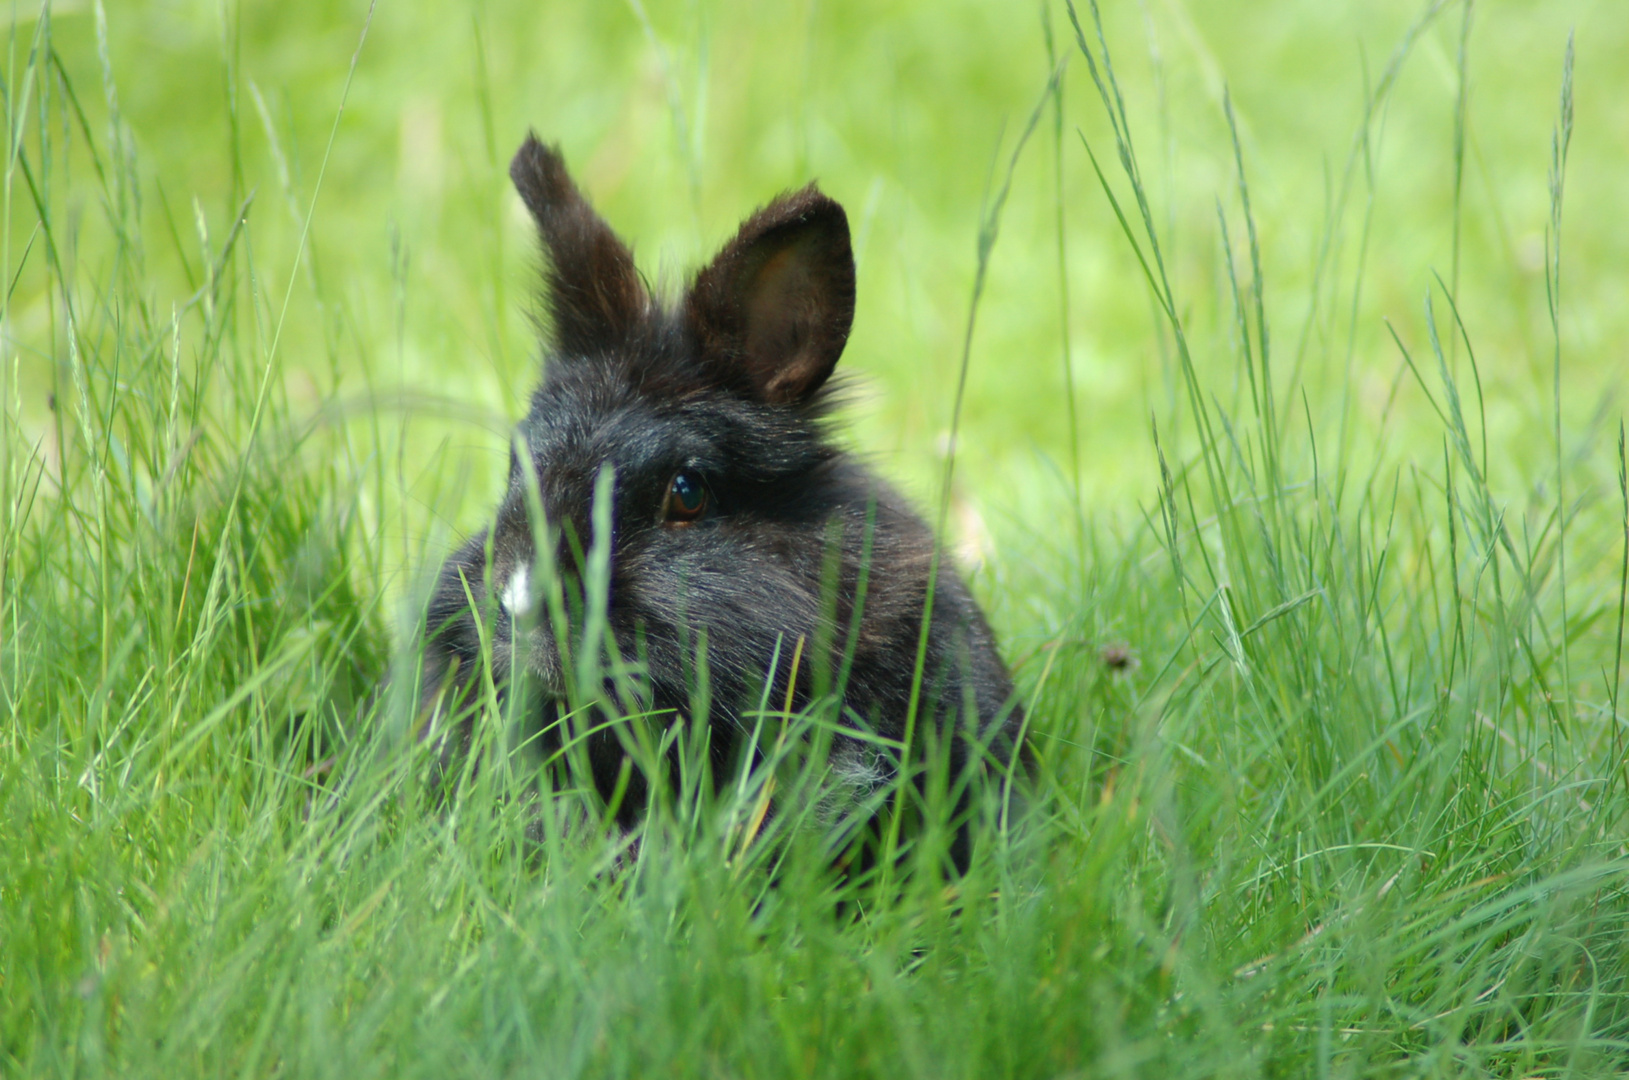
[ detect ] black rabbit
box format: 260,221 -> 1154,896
415,134 -> 1023,868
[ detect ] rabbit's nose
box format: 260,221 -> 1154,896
499,563 -> 534,619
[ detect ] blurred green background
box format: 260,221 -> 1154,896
15,0 -> 1629,604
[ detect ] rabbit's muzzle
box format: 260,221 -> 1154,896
489,558 -> 569,696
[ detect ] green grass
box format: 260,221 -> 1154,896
5,0 -> 1629,1075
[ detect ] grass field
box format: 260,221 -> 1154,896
6,0 -> 1629,1075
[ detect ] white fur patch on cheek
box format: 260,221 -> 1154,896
500,564 -> 532,618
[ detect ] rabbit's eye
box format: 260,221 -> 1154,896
663,469 -> 709,524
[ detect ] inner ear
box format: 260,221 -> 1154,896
685,186 -> 855,406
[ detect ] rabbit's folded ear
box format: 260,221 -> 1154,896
685,186 -> 855,406
510,134 -> 650,357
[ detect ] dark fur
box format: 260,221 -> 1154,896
418,135 -> 1023,865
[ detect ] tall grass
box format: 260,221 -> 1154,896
4,1 -> 1626,1076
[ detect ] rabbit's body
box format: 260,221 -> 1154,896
419,136 -> 1022,860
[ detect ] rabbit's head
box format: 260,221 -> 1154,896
421,136 -> 1021,835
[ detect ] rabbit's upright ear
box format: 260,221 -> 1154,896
686,187 -> 855,406
510,134 -> 650,357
